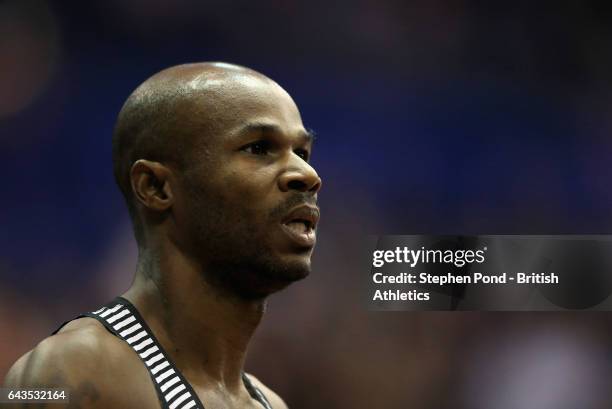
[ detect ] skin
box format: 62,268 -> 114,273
2,62 -> 322,408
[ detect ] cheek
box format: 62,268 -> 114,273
181,163 -> 279,233
221,167 -> 277,207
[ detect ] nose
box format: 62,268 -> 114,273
278,156 -> 322,194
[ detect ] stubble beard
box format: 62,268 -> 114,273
186,189 -> 312,300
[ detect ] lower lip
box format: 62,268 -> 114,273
280,224 -> 316,248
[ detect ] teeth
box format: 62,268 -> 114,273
286,221 -> 308,234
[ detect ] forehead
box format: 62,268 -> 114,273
189,73 -> 305,138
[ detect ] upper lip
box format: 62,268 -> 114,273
282,205 -> 320,229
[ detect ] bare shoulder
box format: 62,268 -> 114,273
3,318 -> 158,408
246,373 -> 289,409
4,318 -> 116,386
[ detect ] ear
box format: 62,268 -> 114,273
130,159 -> 174,212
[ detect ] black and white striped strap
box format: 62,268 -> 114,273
86,298 -> 203,409
79,297 -> 274,409
243,372 -> 273,409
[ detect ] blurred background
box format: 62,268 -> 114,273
2,1 -> 612,408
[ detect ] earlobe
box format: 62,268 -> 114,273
130,160 -> 174,212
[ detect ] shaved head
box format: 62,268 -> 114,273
112,62 -> 291,243
110,61 -> 319,297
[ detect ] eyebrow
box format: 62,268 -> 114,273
237,122 -> 316,143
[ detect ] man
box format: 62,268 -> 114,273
3,62 -> 322,408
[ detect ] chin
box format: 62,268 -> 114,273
208,252 -> 312,300
243,255 -> 311,297
266,254 -> 312,282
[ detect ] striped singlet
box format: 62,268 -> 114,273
53,297 -> 273,409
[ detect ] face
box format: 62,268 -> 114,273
172,75 -> 322,299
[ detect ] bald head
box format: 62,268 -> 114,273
112,62 -> 298,243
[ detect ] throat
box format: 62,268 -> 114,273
124,270 -> 267,389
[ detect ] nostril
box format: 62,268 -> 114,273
310,179 -> 321,193
287,180 -> 307,191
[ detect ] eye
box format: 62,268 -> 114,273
242,141 -> 270,155
294,148 -> 310,161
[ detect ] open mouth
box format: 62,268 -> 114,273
284,218 -> 314,234
280,205 -> 319,247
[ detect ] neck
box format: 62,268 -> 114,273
122,243 -> 266,392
